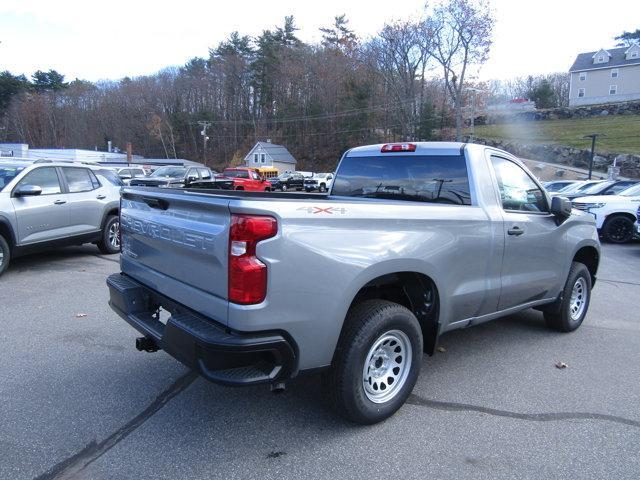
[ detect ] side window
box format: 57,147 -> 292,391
132,169 -> 144,177
237,170 -> 249,179
199,168 -> 212,180
89,170 -> 101,189
63,167 -> 96,193
17,167 -> 62,195
491,156 -> 547,213
186,169 -> 199,180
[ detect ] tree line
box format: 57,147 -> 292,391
2,1 -> 589,171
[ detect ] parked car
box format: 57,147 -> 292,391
214,167 -> 272,191
552,180 -> 604,197
543,180 -> 578,193
572,183 -> 640,243
107,142 -> 600,424
0,160 -> 121,276
304,173 -> 334,192
267,172 -> 305,191
129,166 -> 213,188
635,204 -> 640,238
117,167 -> 147,185
563,180 -> 638,200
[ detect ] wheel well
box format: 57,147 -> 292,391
573,246 -> 599,284
0,221 -> 15,249
101,208 -> 119,229
604,212 -> 636,225
235,186 -> 244,190
347,272 -> 440,355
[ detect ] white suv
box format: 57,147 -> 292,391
572,183 -> 640,243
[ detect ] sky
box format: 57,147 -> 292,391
0,0 -> 638,82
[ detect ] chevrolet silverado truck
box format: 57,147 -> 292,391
107,142 -> 600,424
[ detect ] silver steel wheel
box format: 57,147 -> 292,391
108,221 -> 120,249
569,277 -> 587,321
0,250 -> 4,265
362,329 -> 412,404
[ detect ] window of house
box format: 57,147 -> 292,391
597,56 -> 604,62
261,153 -> 266,163
631,51 -> 638,58
609,85 -> 617,95
611,69 -> 619,78
578,88 -> 585,98
579,72 -> 587,81
254,153 -> 258,163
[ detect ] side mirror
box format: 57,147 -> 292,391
550,196 -> 572,220
14,185 -> 43,197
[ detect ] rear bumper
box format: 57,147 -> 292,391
107,273 -> 296,386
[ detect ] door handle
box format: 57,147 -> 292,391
53,199 -> 67,205
96,194 -> 106,200
507,226 -> 524,236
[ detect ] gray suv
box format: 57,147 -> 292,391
0,160 -> 121,276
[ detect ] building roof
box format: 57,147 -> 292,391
247,141 -> 297,164
570,46 -> 640,72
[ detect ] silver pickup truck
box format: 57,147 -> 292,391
107,142 -> 600,424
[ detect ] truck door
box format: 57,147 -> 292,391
11,167 -> 69,245
489,155 -> 566,310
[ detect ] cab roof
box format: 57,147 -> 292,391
346,142 -> 467,157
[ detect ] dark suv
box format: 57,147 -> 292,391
269,173 -> 305,191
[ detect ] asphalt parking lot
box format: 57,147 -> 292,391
1,242 -> 639,480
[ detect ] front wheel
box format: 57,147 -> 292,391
544,261 -> 592,332
281,185 -> 288,192
97,215 -> 120,254
323,300 -> 423,424
602,215 -> 634,243
319,184 -> 327,193
0,234 -> 11,277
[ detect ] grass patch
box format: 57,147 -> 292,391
472,114 -> 640,155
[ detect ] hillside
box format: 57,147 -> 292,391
471,114 -> 640,155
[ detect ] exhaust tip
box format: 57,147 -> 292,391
270,382 -> 286,394
136,336 -> 159,352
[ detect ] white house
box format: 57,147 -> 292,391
244,141 -> 297,173
569,44 -> 640,106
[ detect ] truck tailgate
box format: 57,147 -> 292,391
120,188 -> 231,323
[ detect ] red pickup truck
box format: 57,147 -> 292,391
218,167 -> 272,191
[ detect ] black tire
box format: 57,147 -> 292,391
97,215 -> 120,254
602,215 -> 634,243
544,261 -> 591,332
323,300 -> 423,424
319,184 -> 327,193
0,234 -> 10,277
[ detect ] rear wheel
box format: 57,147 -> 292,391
544,261 -> 591,332
97,215 -> 120,254
0,234 -> 10,277
323,300 -> 423,424
281,184 -> 288,192
602,215 -> 634,243
319,183 -> 327,193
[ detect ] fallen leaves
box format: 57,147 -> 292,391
436,346 -> 446,353
555,362 -> 568,369
75,313 -> 88,318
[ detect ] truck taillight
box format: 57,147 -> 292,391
381,143 -> 416,153
228,214 -> 277,304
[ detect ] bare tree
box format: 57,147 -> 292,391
429,0 -> 494,140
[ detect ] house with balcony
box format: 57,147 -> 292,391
569,44 -> 640,106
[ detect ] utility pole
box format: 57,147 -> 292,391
583,133 -> 603,179
198,121 -> 212,164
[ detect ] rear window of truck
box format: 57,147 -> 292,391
332,155 -> 472,205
